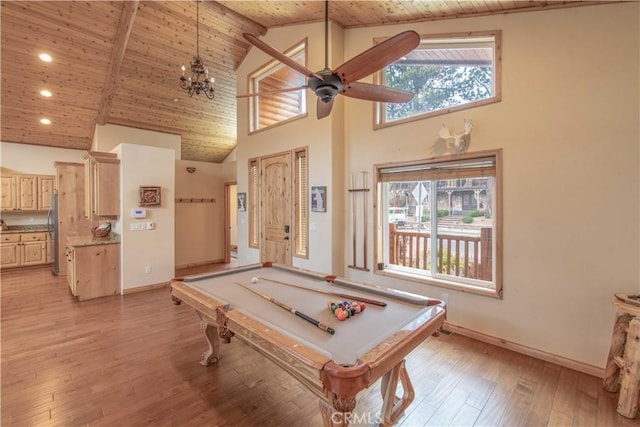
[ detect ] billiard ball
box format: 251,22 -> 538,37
251,276 -> 258,283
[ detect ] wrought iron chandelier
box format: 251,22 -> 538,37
180,0 -> 215,99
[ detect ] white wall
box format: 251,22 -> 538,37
0,141 -> 85,225
175,159 -> 236,267
92,124 -> 181,160
235,21 -> 345,274
235,2 -> 639,372
116,144 -> 175,290
342,3 -> 639,371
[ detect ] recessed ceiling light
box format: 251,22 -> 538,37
40,118 -> 51,125
40,90 -> 52,97
39,53 -> 53,62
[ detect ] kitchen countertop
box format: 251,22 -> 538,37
67,233 -> 121,247
1,225 -> 49,233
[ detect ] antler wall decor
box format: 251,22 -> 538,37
438,118 -> 473,152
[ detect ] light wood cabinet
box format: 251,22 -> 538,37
84,152 -> 120,218
55,162 -> 95,276
38,176 -> 54,211
0,232 -> 48,269
0,176 -> 17,210
66,242 -> 120,301
0,174 -> 56,211
0,234 -> 20,268
16,176 -> 37,210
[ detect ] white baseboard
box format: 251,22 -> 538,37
444,322 -> 605,379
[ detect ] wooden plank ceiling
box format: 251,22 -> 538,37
1,1 -> 607,163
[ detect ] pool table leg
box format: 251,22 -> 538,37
379,360 -> 415,425
199,321 -> 220,366
318,396 -> 354,427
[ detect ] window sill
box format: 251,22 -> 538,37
375,267 -> 502,299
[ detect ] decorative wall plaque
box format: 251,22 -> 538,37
139,186 -> 161,207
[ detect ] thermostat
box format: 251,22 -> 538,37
131,208 -> 147,218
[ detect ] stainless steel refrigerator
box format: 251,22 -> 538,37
47,192 -> 59,275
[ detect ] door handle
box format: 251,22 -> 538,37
284,225 -> 290,233
284,236 -> 289,240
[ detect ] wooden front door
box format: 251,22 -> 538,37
260,152 -> 292,265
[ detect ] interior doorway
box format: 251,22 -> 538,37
224,182 -> 238,263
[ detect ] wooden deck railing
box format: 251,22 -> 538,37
389,224 -> 492,281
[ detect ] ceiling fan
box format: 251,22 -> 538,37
239,0 -> 420,119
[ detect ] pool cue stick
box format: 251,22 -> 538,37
362,171 -> 368,270
234,281 -> 335,335
257,276 -> 387,307
351,173 -> 357,267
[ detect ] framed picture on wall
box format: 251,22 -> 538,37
311,186 -> 326,212
237,193 -> 247,212
139,186 -> 161,207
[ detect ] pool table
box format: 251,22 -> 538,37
171,263 -> 446,426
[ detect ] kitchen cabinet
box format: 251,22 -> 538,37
0,174 -> 56,211
38,176 -> 54,211
84,152 -> 120,218
0,232 -> 48,269
66,237 -> 120,301
0,176 -> 16,210
55,161 -> 95,276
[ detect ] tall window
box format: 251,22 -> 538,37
375,31 -> 501,129
249,40 -> 308,133
248,159 -> 259,248
294,148 -> 308,258
375,150 -> 502,298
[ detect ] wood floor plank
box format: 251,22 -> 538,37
1,265 -> 633,427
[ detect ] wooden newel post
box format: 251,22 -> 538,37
479,227 -> 492,281
389,223 -> 397,264
618,317 -> 640,418
603,311 -> 633,392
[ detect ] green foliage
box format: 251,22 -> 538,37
421,212 -> 430,222
437,209 -> 448,218
384,63 -> 493,121
462,216 -> 473,224
469,209 -> 483,217
437,249 -> 465,273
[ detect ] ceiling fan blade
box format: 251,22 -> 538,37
243,33 -> 324,81
341,81 -> 414,103
317,98 -> 334,119
236,85 -> 308,99
334,30 -> 420,84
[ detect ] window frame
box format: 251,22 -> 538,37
248,39 -> 308,134
374,149 -> 503,298
248,158 -> 259,249
373,30 -> 502,130
294,147 -> 309,258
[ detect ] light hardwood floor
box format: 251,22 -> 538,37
1,265 -> 636,427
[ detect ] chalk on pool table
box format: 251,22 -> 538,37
251,276 -> 259,283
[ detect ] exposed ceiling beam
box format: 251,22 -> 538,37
96,1 -> 139,126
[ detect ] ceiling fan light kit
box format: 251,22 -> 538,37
180,0 -> 215,99
242,0 -> 419,119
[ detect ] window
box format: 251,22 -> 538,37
294,148 -> 308,258
374,31 -> 501,129
248,158 -> 259,248
249,40 -> 308,133
375,150 -> 502,298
